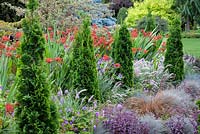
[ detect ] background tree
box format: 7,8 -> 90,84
112,24 -> 134,88
72,18 -> 100,100
164,15 -> 184,84
172,0 -> 200,31
15,0 -> 59,133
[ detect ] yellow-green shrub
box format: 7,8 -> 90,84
126,0 -> 175,27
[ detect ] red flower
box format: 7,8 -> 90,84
138,48 -> 142,51
0,43 -> 6,49
48,27 -> 53,31
15,32 -> 22,39
161,42 -> 166,47
132,48 -> 138,54
66,28 -> 71,35
102,54 -> 110,61
70,35 -> 74,41
114,63 -> 121,68
2,36 -> 9,42
6,52 -> 12,57
143,49 -> 149,54
92,24 -> 98,30
60,37 -> 66,44
54,57 -> 63,63
131,29 -> 138,38
5,103 -> 14,114
45,58 -> 53,63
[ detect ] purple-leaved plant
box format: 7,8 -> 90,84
166,115 -> 198,134
102,104 -> 149,134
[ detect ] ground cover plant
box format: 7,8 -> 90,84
0,0 -> 200,134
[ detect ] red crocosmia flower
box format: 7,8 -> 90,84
66,28 -> 71,34
5,103 -> 14,114
131,29 -> 138,38
6,46 -> 13,51
161,42 -> 166,47
102,54 -> 110,61
0,43 -> 6,49
138,48 -> 142,51
45,58 -> 53,63
15,32 -> 22,39
6,52 -> 12,57
114,63 -> 121,68
92,24 -> 98,30
54,57 -> 63,63
70,35 -> 74,41
2,36 -> 9,42
50,32 -> 54,39
143,49 -> 149,54
48,27 -> 53,31
132,48 -> 138,54
60,37 -> 66,44
62,31 -> 66,35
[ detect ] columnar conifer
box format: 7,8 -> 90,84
164,16 -> 184,84
112,24 -> 134,88
15,0 -> 59,133
72,18 -> 100,100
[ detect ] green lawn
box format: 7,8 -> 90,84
182,38 -> 200,57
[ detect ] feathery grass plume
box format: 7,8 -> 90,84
112,24 -> 134,88
72,18 -> 100,100
124,88 -> 195,117
164,15 -> 184,84
123,94 -> 174,117
15,0 -> 59,133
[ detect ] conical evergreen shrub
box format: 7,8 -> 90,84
164,16 -> 184,84
72,18 -> 100,100
112,24 -> 134,88
15,0 -> 59,133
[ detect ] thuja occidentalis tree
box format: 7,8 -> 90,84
72,18 -> 100,101
164,15 -> 184,85
112,24 -> 134,88
15,0 -> 59,133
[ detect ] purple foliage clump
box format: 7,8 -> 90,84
102,104 -> 149,134
166,115 -> 198,134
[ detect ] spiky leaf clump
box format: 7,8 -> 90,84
112,24 -> 134,88
15,0 -> 59,133
72,18 -> 100,100
164,16 -> 184,84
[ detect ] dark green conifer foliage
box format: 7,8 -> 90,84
112,24 -> 134,88
72,18 -> 100,100
117,7 -> 128,24
145,8 -> 155,32
196,100 -> 200,133
164,16 -> 184,84
15,0 -> 59,133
